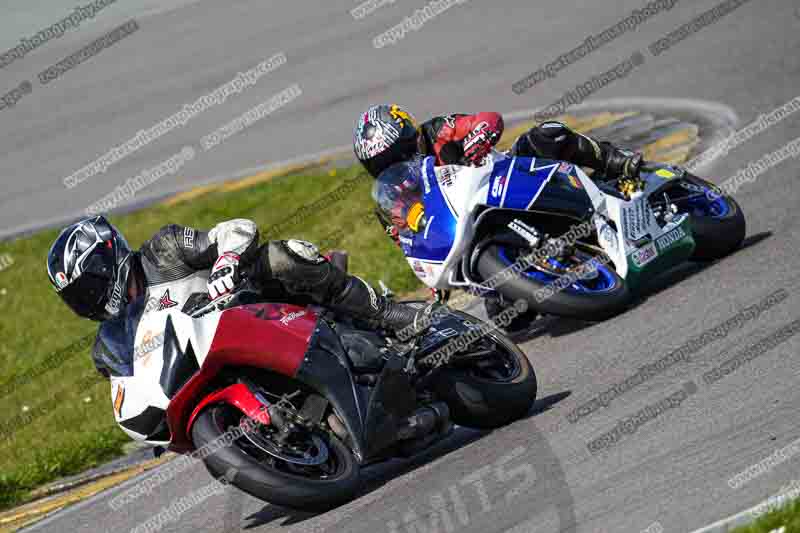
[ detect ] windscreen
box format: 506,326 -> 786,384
371,159 -> 425,229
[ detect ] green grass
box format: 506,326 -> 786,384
731,498 -> 800,532
0,163 -> 422,510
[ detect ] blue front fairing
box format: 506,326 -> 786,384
399,156 -> 574,263
406,157 -> 457,263
485,156 -> 561,210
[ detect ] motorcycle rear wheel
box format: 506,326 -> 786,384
191,403 -> 361,511
431,324 -> 537,429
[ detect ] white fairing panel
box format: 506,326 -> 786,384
112,271 -> 221,443
413,157 -> 496,289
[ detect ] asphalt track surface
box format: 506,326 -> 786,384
6,0 -> 800,532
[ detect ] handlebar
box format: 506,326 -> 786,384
187,292 -> 236,318
185,277 -> 262,318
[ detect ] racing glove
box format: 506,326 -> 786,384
208,251 -> 240,300
607,150 -> 645,197
462,117 -> 504,166
605,148 -> 643,181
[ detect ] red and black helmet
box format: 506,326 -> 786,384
353,104 -> 419,178
46,216 -> 134,321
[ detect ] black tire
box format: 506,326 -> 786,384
431,328 -> 537,429
476,245 -> 631,321
679,176 -> 746,261
484,296 -> 538,334
191,404 -> 361,511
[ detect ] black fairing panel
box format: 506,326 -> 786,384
296,320 -> 369,461
159,315 -> 200,399
363,354 -> 415,457
531,173 -> 594,220
296,320 -> 419,462
120,406 -> 168,439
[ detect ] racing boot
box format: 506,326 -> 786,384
331,275 -> 431,338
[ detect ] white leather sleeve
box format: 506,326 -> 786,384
207,219 -> 258,256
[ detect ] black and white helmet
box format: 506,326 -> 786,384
353,104 -> 419,178
46,216 -> 133,321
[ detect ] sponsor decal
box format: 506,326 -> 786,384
622,201 -> 651,241
491,175 -> 507,198
437,165 -> 457,188
412,260 -> 426,277
398,235 -> 413,247
113,384 -> 125,418
157,289 -> 178,311
630,242 -> 657,268
558,162 -> 573,174
133,329 -> 166,364
443,114 -> 456,129
431,326 -> 459,339
54,272 -> 69,291
183,227 -> 195,248
568,175 -> 583,189
279,310 -> 306,325
680,181 -> 706,194
106,281 -> 124,315
656,225 -> 687,252
600,225 -> 618,252
655,168 -> 676,179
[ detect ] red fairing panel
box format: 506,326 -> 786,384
186,383 -> 271,433
207,303 -> 317,376
166,303 -> 317,452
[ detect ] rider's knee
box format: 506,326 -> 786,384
266,240 -> 347,299
511,121 -> 571,157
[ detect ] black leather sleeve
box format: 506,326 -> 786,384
91,320 -> 134,378
139,224 -> 216,271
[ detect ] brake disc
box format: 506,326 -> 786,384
244,430 -> 329,466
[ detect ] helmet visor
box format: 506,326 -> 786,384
58,270 -> 115,320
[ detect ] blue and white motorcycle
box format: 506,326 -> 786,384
373,152 -> 745,321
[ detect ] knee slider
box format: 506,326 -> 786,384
514,122 -> 569,158
267,240 -> 343,297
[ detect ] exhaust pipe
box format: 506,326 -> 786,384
397,402 -> 451,441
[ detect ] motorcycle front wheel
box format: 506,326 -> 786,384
191,402 -> 361,511
657,174 -> 746,261
477,245 -> 631,320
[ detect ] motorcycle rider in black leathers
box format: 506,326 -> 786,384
46,216 -> 424,438
354,104 -> 643,182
